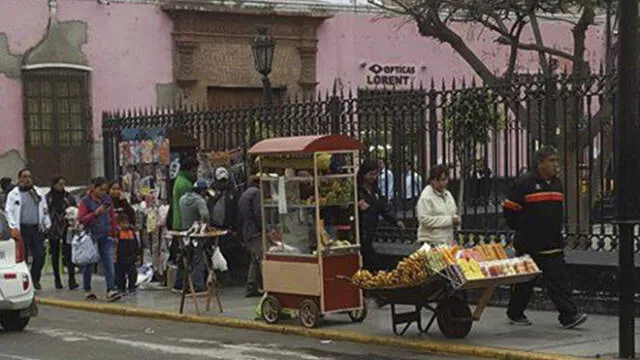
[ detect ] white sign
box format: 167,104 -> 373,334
366,63 -> 416,87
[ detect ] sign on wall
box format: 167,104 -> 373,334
365,63 -> 416,87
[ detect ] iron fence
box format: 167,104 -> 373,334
103,70 -> 627,252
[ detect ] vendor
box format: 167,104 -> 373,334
208,167 -> 241,281
416,164 -> 460,247
357,160 -> 405,272
173,180 -> 210,294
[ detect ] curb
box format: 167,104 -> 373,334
38,297 -> 582,360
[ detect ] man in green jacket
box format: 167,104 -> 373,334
172,156 -> 199,230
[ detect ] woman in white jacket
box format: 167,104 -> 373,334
416,164 -> 460,246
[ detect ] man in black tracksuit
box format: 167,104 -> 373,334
503,146 -> 588,329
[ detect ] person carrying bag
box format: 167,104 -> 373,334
77,177 -> 121,302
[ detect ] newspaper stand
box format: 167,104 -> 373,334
248,135 -> 366,328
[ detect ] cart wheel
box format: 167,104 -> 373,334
348,304 -> 368,323
436,296 -> 473,339
299,299 -> 321,328
261,295 -> 281,325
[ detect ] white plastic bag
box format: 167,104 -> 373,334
71,231 -> 100,266
212,247 -> 228,272
136,264 -> 154,286
419,243 -> 432,252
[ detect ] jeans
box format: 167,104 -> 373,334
21,224 -> 45,284
83,236 -> 116,293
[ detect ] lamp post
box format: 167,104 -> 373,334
615,0 -> 639,357
252,27 -> 276,105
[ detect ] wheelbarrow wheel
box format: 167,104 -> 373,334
299,299 -> 321,328
436,296 -> 473,339
261,295 -> 281,324
348,303 -> 368,323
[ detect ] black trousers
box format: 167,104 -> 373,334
360,234 -> 380,272
507,252 -> 578,323
50,235 -> 76,284
21,224 -> 45,284
115,241 -> 138,292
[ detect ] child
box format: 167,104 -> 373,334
115,213 -> 140,295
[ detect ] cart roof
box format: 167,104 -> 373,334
248,135 -> 363,155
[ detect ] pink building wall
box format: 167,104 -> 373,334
0,0 -> 173,157
316,13 -> 607,176
316,13 -> 605,90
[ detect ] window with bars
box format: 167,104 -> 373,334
23,71 -> 88,148
22,69 -> 91,184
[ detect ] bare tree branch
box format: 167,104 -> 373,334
536,14 -> 579,25
505,21 -> 527,78
496,36 -> 575,60
529,12 -> 550,72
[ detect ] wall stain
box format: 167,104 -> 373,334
0,33 -> 22,78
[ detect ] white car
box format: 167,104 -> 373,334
0,211 -> 37,331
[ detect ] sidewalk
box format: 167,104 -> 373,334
36,274 -> 631,360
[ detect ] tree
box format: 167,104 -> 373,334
445,87 -> 504,208
368,0 -> 617,233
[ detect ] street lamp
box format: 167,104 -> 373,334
252,27 -> 276,105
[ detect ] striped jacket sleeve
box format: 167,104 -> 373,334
502,181 -> 525,230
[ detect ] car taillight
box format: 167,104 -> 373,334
21,273 -> 29,291
11,229 -> 25,263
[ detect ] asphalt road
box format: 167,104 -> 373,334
0,306 -> 467,360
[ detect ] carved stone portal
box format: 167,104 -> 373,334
163,3 -> 329,105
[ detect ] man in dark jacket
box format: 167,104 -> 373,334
237,177 -> 262,297
502,146 -> 587,329
208,167 -> 239,230
208,167 -> 241,282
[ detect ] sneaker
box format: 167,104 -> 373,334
85,292 -> 97,301
106,290 -> 122,303
561,313 -> 588,329
68,280 -> 79,291
33,282 -> 42,291
509,316 -> 533,326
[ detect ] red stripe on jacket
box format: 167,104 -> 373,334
524,192 -> 563,203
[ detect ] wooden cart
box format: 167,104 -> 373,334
248,135 -> 367,328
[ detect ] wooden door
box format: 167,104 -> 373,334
23,69 -> 91,185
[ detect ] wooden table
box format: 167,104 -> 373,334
167,230 -> 228,315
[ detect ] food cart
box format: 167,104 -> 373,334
247,135 -> 367,328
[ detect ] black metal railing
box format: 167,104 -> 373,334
103,70 -> 623,251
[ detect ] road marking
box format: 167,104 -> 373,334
34,328 -> 332,360
0,354 -> 42,360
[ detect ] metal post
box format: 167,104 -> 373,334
615,0 -> 638,357
262,76 -> 272,105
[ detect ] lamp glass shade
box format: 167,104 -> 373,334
252,29 -> 275,76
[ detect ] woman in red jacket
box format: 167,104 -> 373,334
77,177 -> 121,302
